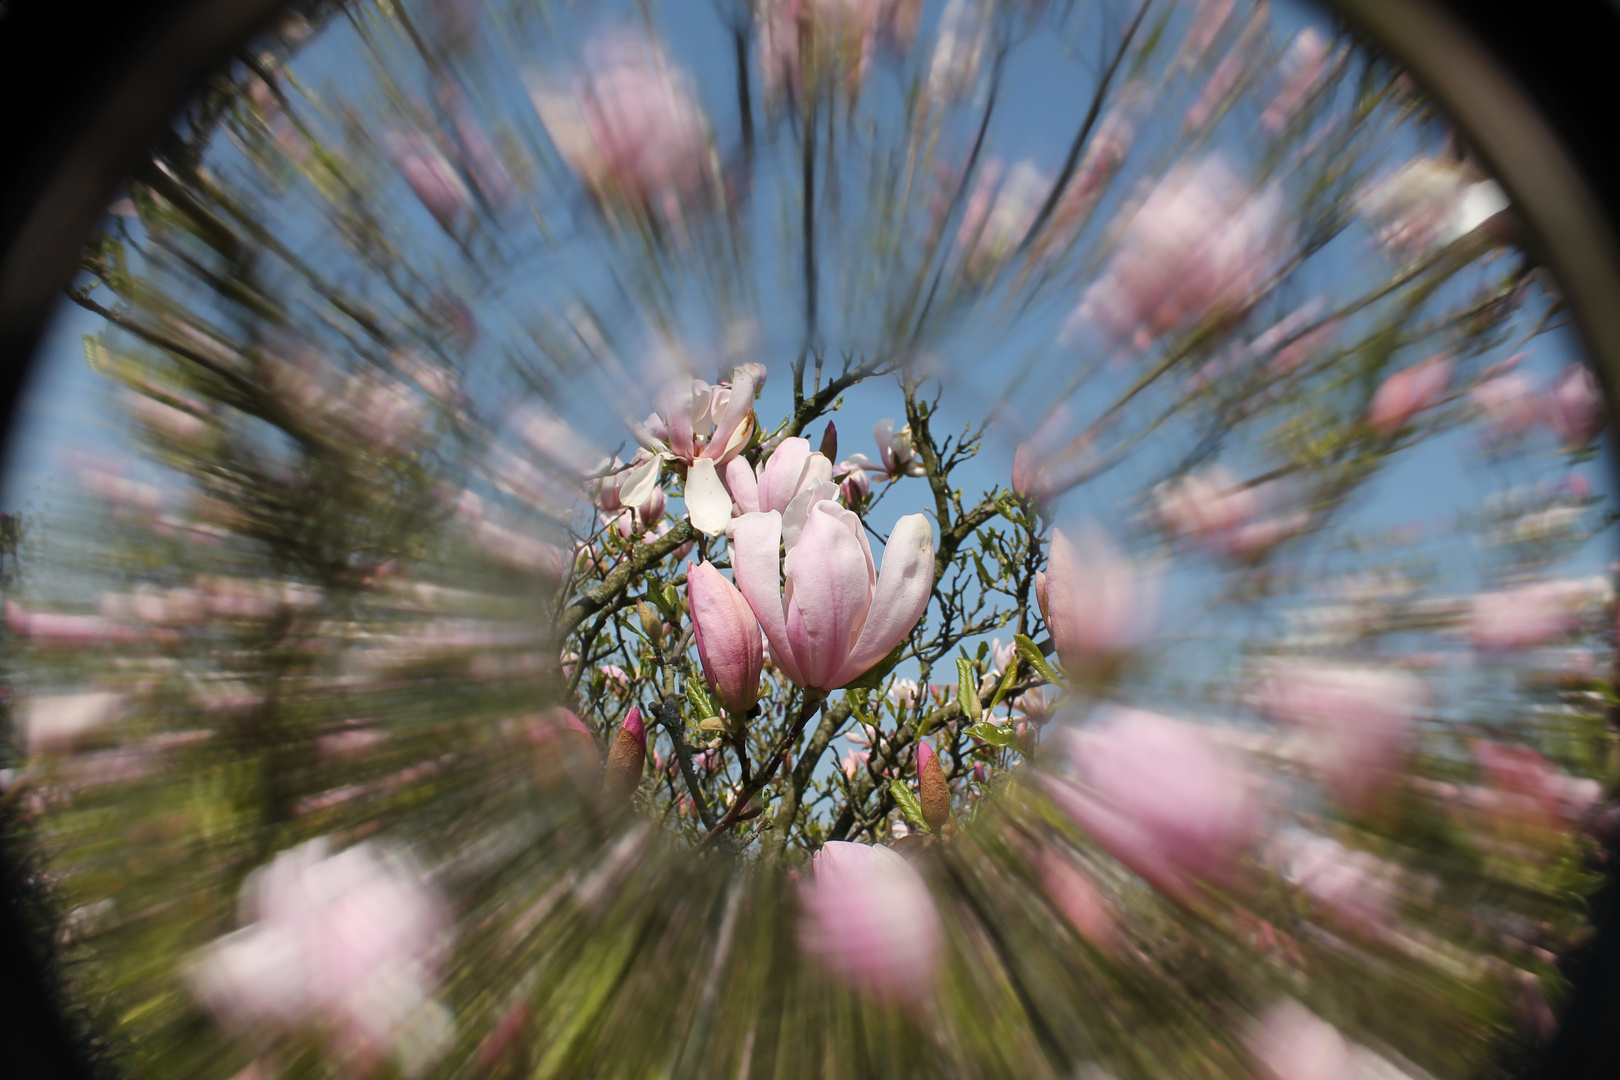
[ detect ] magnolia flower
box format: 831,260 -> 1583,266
1045,709 -> 1258,897
733,507 -> 934,692
1009,404 -> 1098,501
640,367 -> 760,467
727,436 -> 838,528
125,389 -> 210,445
838,465 -> 871,505
988,637 -> 1018,675
840,419 -> 927,481
1470,579 -> 1593,652
185,839 -> 453,1077
1368,354 -> 1451,435
798,841 -> 942,1002
530,33 -> 713,216
687,562 -> 765,714
1254,661 -> 1426,810
1065,155 -> 1285,346
1358,158 -> 1512,263
1176,0 -> 1236,70
1544,362 -> 1605,447
889,677 -> 920,708
1036,526 -> 1156,681
957,159 -> 1050,276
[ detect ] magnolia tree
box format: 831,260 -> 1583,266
2,1 -> 1617,1079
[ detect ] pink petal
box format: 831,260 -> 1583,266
784,505 -> 875,689
832,513 -> 935,687
724,456 -> 761,514
687,562 -> 765,714
731,511 -> 806,685
758,437 -> 812,513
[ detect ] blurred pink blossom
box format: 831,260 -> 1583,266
185,838 -> 453,1075
1037,525 -> 1156,681
956,159 -> 1050,276
1367,354 -> 1451,436
1358,158 -> 1511,263
1065,155 -> 1285,346
530,33 -> 714,217
1249,1001 -> 1358,1080
1469,579 -> 1592,652
1275,832 -> 1399,932
1544,363 -> 1605,447
1047,708 -> 1258,897
798,841 -> 942,1002
1254,661 -> 1426,811
1471,369 -> 1541,442
839,418 -> 927,480
24,691 -> 126,756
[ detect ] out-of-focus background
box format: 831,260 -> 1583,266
2,1 -> 1616,1078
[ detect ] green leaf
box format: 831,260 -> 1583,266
651,581 -> 681,624
987,663 -> 1019,714
889,780 -> 929,831
965,721 -> 1019,748
842,639 -> 908,691
686,678 -> 715,722
845,690 -> 878,734
1015,634 -> 1064,686
956,657 -> 982,721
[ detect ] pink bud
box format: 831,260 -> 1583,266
1367,354 -> 1451,436
687,561 -> 765,714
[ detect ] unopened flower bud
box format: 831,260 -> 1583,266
917,741 -> 951,832
605,707 -> 646,799
636,599 -> 665,644
819,421 -> 838,463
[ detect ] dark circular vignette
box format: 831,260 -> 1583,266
1,2 -> 1619,1079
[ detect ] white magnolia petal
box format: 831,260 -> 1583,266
685,458 -> 734,537
617,454 -> 662,509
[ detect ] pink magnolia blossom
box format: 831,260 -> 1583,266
1045,709 -> 1258,897
1036,526 -> 1156,681
988,637 -> 1017,675
1469,579 -> 1592,652
838,465 -> 872,504
125,389 -> 210,444
1176,0 -> 1235,70
1543,363 -> 1605,447
1367,354 -> 1451,435
185,839 -> 453,1076
840,418 -> 927,481
1037,101 -> 1135,259
889,677 -> 920,708
687,561 -> 765,714
530,33 -> 714,216
1254,661 -> 1426,811
1009,404 -> 1097,501
733,507 -> 934,691
6,601 -> 146,648
725,438 -> 841,550
798,841 -> 942,1002
1065,155 -> 1285,346
639,366 -> 760,467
